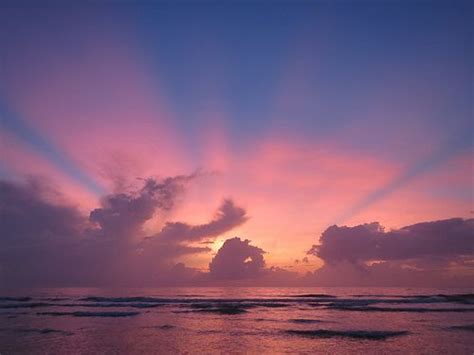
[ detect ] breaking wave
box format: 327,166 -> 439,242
0,327 -> 73,335
37,311 -> 140,317
447,324 -> 474,332
285,329 -> 409,340
289,319 -> 324,324
328,305 -> 474,313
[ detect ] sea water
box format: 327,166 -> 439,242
0,287 -> 473,354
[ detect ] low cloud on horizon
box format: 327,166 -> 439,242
0,176 -> 473,288
305,218 -> 474,287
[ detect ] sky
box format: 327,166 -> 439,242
0,0 -> 473,288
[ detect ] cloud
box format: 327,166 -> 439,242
89,174 -> 195,240
81,173 -> 200,285
0,179 -> 86,286
2,175 -> 472,288
309,218 -> 474,264
209,237 -> 266,280
0,176 -> 247,287
306,218 -> 474,287
0,179 -> 84,244
205,236 -> 300,285
151,199 -> 248,243
135,199 -> 248,265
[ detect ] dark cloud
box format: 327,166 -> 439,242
309,218 -> 474,264
83,173 -> 200,285
89,175 -> 194,240
2,176 -> 472,288
151,199 -> 247,243
304,259 -> 474,287
204,237 -> 300,285
306,218 -> 474,287
0,179 -> 84,244
209,237 -> 266,280
0,177 -> 247,287
136,199 -> 248,266
0,179 -> 86,287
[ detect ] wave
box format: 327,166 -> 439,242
186,301 -> 290,314
80,296 -> 294,305
142,324 -> 176,330
1,302 -> 165,309
3,293 -> 473,313
0,299 -> 290,313
0,297 -> 32,302
63,302 -> 163,309
0,327 -> 73,335
289,319 -> 324,324
0,302 -> 54,309
80,296 -> 165,303
322,295 -> 474,307
37,311 -> 140,317
41,297 -> 70,302
437,294 -> 474,305
447,324 -> 474,332
351,294 -> 474,304
0,311 -> 28,316
328,305 -> 474,313
285,329 -> 409,340
187,303 -> 249,315
290,294 -> 336,298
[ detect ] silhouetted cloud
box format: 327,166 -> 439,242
0,179 -> 84,244
309,218 -> 474,264
2,176 -> 472,287
136,199 -> 248,265
0,176 -> 247,287
153,200 -> 247,242
89,175 -> 195,240
209,237 -> 265,279
306,218 -> 474,287
151,199 -> 247,243
0,179 -> 86,286
82,173 -> 201,285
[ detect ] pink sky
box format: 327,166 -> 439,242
1,1 -> 472,287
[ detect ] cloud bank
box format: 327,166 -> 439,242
310,218 -> 474,264
0,177 -> 246,287
306,218 -> 474,287
1,176 -> 472,288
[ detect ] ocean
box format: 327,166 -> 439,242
0,287 -> 473,354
